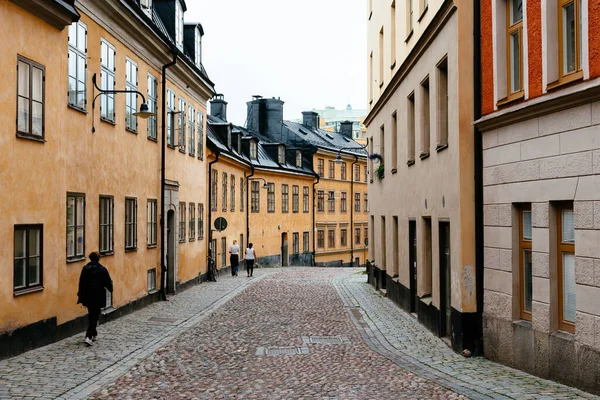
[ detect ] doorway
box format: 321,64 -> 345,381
281,232 -> 289,266
221,237 -> 227,269
167,210 -> 175,293
439,221 -> 451,338
355,257 -> 360,268
409,220 -> 418,313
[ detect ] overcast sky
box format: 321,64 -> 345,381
185,0 -> 367,126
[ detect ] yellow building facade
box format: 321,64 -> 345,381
1,0 -> 214,358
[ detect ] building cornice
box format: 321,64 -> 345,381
10,0 -> 80,30
364,1 -> 456,127
475,77 -> 600,132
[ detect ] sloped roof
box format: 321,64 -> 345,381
283,121 -> 367,157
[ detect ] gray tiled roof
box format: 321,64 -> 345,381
283,121 -> 367,157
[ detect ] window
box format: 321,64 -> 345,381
354,193 -> 361,212
341,192 -> 348,212
197,111 -> 204,160
178,98 -> 186,152
17,56 -> 45,139
296,150 -> 302,167
175,0 -> 184,50
250,142 -> 257,159
341,229 -> 348,247
67,193 -> 85,261
293,232 -> 299,254
125,58 -> 138,131
341,163 -> 347,180
328,191 -> 335,212
147,74 -> 158,140
558,0 -> 582,82
14,225 -> 43,292
189,105 -> 195,156
391,1 -> 396,65
211,170 -> 218,211
436,57 -> 449,149
364,193 -> 369,212
420,76 -> 430,158
195,27 -> 202,67
303,232 -> 309,252
391,112 -> 397,169
222,173 -> 228,212
240,178 -> 245,212
379,27 -> 384,87
221,237 -> 227,268
407,92 -> 415,163
100,39 -> 116,123
239,234 -> 244,257
380,125 -> 385,172
167,90 -> 176,146
519,206 -> 532,321
406,0 -> 414,36
230,175 -> 236,211
365,226 -> 369,247
198,203 -> 204,239
303,186 -> 309,213
292,185 -> 299,213
147,199 -> 157,247
355,227 -> 361,245
420,0 -> 428,15
328,229 -> 335,248
189,203 -> 195,240
267,183 -> 275,213
278,146 -> 285,164
329,160 -> 335,178
68,21 -> 86,110
369,52 -> 374,103
125,198 -> 137,250
317,230 -> 325,248
99,196 -> 114,254
318,158 -> 324,177
178,201 -> 186,243
364,166 -> 368,182
369,139 -> 374,180
507,0 -> 523,96
147,269 -> 156,292
558,205 -> 575,333
282,184 -> 289,213
251,181 -> 260,212
355,165 -> 360,181
317,190 -> 325,212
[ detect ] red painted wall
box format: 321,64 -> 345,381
526,0 -> 543,99
589,0 -> 600,78
481,0 -> 495,115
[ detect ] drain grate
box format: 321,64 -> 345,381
303,335 -> 351,345
255,346 -> 310,356
148,317 -> 180,324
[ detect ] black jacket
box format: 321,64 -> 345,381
77,262 -> 113,308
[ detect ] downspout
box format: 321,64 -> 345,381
245,166 -> 255,246
208,152 -> 220,261
311,172 -> 320,266
473,0 -> 484,355
350,155 -> 359,267
160,50 -> 178,301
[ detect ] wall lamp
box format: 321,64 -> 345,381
91,73 -> 155,132
333,137 -> 370,163
248,177 -> 269,189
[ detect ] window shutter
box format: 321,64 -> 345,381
135,200 -> 138,248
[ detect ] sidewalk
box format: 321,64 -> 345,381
0,269 -> 273,400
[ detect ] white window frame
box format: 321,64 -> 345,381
125,58 -> 138,132
100,39 -> 116,123
147,74 -> 158,140
68,21 -> 87,110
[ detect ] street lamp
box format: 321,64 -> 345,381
91,73 -> 155,132
248,177 -> 270,189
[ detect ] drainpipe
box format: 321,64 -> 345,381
160,50 -> 178,301
473,0 -> 484,355
350,154 -> 359,267
245,166 -> 255,246
311,172 -> 320,266
208,151 -> 220,261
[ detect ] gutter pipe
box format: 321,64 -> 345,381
350,154 -> 359,267
208,151 -> 220,262
312,172 -> 320,266
245,166 -> 255,247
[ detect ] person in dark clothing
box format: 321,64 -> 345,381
77,251 -> 113,346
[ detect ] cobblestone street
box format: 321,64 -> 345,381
0,268 -> 597,399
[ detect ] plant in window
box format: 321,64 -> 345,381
375,164 -> 385,180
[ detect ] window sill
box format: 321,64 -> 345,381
167,144 -> 176,149
67,256 -> 86,263
125,248 -> 137,252
68,104 -> 87,114
14,286 -> 44,297
16,132 -> 46,143
391,168 -> 398,174
419,152 -> 430,160
513,320 -> 532,328
100,117 -> 116,126
268,210 -> 275,213
379,81 -> 384,88
407,159 -> 415,166
368,11 -> 372,20
125,128 -> 138,135
418,5 -> 429,22
547,71 -> 584,91
179,148 -> 186,154
189,153 -> 195,157
198,156 -> 204,161
369,99 -> 373,105
199,237 -> 204,240
178,240 -> 186,244
147,244 -> 157,249
496,91 -> 524,107
147,136 -> 158,143
99,251 -> 114,257
405,30 -> 414,43
436,143 -> 448,152
101,306 -> 116,316
390,60 -> 396,70
148,289 -> 158,295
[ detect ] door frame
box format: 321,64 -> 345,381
409,220 -> 417,313
439,220 -> 451,338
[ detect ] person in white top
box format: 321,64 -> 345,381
229,240 -> 240,277
245,243 -> 256,277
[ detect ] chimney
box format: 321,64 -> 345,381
246,96 -> 284,139
339,120 -> 354,139
210,94 -> 228,122
302,111 -> 320,129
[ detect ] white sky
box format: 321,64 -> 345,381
185,0 -> 367,126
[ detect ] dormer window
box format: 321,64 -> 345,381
278,146 -> 285,164
195,28 -> 202,67
175,0 -> 184,50
140,0 -> 152,16
250,142 -> 257,159
227,129 -> 232,148
237,136 -> 242,154
296,150 -> 302,168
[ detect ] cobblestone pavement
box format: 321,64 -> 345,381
0,268 -> 597,400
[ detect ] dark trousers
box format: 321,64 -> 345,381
231,254 -> 239,276
246,259 -> 255,276
86,306 -> 101,338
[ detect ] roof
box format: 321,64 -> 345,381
283,121 -> 367,157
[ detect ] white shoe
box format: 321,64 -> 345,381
84,337 -> 93,346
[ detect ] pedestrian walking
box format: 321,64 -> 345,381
229,240 -> 240,277
245,243 -> 256,277
77,251 -> 113,346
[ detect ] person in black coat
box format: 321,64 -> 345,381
77,251 -> 113,346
